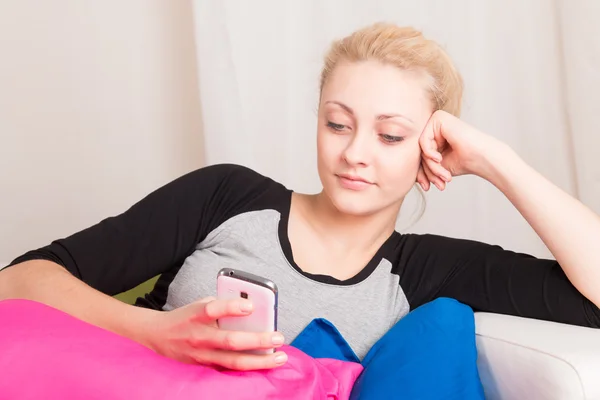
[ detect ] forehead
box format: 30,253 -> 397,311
321,60 -> 433,125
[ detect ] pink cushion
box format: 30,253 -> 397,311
0,299 -> 362,399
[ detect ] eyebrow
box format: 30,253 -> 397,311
325,100 -> 415,125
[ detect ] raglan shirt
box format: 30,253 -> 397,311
6,164 -> 600,359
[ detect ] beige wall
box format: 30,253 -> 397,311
0,1 -> 204,264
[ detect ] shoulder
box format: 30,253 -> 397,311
175,163 -> 288,196
387,231 -> 501,268
401,232 -> 488,250
184,163 -> 280,186
180,163 -> 291,211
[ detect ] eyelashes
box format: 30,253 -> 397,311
380,134 -> 405,143
326,121 -> 405,144
327,121 -> 346,131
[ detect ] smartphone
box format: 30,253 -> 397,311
216,268 -> 278,354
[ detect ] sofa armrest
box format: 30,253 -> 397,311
474,312 -> 600,400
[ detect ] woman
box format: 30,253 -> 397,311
1,22 -> 599,372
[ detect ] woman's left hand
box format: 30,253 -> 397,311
416,110 -> 508,191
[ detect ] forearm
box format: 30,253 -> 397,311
484,145 -> 600,307
0,260 -> 159,348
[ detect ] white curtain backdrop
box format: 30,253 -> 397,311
191,0 -> 600,259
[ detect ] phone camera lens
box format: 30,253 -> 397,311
240,292 -> 248,299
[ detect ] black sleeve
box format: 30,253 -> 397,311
396,233 -> 600,328
4,164 -> 272,295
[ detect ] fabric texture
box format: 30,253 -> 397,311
291,318 -> 360,363
351,298 -> 485,400
290,298 -> 485,400
0,299 -> 362,400
0,297 -> 485,399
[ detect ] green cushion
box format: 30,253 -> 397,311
114,276 -> 159,305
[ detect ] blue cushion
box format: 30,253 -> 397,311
350,297 -> 484,399
291,318 -> 360,363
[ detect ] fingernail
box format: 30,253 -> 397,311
275,353 -> 288,365
272,334 -> 284,345
240,301 -> 253,312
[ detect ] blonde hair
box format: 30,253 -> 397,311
319,22 -> 464,227
320,22 -> 463,117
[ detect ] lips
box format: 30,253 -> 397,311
336,173 -> 373,191
337,174 -> 372,184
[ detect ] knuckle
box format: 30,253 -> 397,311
258,335 -> 268,348
186,335 -> 201,348
203,302 -> 218,319
202,303 -> 214,318
190,349 -> 209,364
226,300 -> 241,315
433,109 -> 446,118
229,357 -> 246,371
223,333 -> 240,350
187,332 -> 208,348
186,327 -> 210,348
260,334 -> 272,348
261,357 -> 274,369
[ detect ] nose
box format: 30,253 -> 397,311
342,131 -> 371,167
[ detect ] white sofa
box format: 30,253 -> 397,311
475,312 -> 600,399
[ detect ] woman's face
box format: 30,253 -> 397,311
317,60 -> 433,217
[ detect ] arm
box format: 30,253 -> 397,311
0,259 -> 157,347
0,259 -> 287,369
485,145 -> 600,308
397,232 -> 600,327
414,110 -> 600,321
0,163 -> 288,369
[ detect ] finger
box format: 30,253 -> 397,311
419,118 -> 444,162
197,348 -> 288,371
430,111 -> 451,151
416,164 -> 430,191
419,132 -> 440,163
202,298 -> 254,321
424,157 -> 452,183
200,327 -> 285,352
421,138 -> 443,163
423,162 -> 445,191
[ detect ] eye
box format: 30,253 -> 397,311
380,134 -> 405,144
327,121 -> 347,131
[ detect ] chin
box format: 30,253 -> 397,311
324,187 -> 382,217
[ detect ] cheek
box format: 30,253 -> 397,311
317,130 -> 343,165
378,145 -> 422,189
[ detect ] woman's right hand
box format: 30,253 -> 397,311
141,297 -> 288,370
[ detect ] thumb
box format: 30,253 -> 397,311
181,296 -> 218,323
197,296 -> 216,304
197,297 -> 254,323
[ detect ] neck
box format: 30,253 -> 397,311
303,191 -> 401,253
